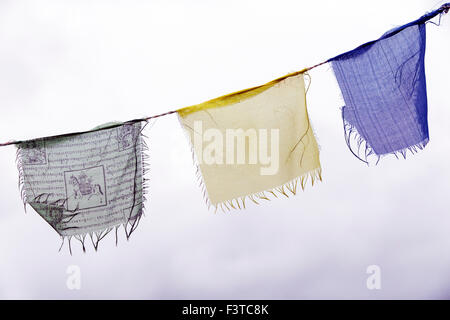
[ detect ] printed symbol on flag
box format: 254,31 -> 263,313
117,124 -> 137,151
64,166 -> 107,211
21,140 -> 47,165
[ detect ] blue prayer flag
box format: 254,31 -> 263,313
330,8 -> 445,162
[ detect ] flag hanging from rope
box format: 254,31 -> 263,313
16,122 -> 147,252
330,13 -> 433,163
178,72 -> 321,210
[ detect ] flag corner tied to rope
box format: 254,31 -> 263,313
16,121 -> 149,253
177,71 -> 322,211
329,7 -> 447,163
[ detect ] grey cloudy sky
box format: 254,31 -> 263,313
0,0 -> 449,299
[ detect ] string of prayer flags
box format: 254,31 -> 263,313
0,4 -> 446,252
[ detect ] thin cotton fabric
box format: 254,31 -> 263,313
17,122 -> 146,251
178,72 -> 321,209
330,11 -> 438,162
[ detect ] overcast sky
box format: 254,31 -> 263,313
0,0 -> 449,299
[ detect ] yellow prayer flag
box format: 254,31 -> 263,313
178,72 -> 321,210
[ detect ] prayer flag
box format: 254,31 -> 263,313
330,15 -> 432,162
178,72 -> 321,210
16,122 -> 147,252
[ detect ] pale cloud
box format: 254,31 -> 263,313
0,0 -> 449,299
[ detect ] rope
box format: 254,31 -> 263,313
0,3 -> 448,148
